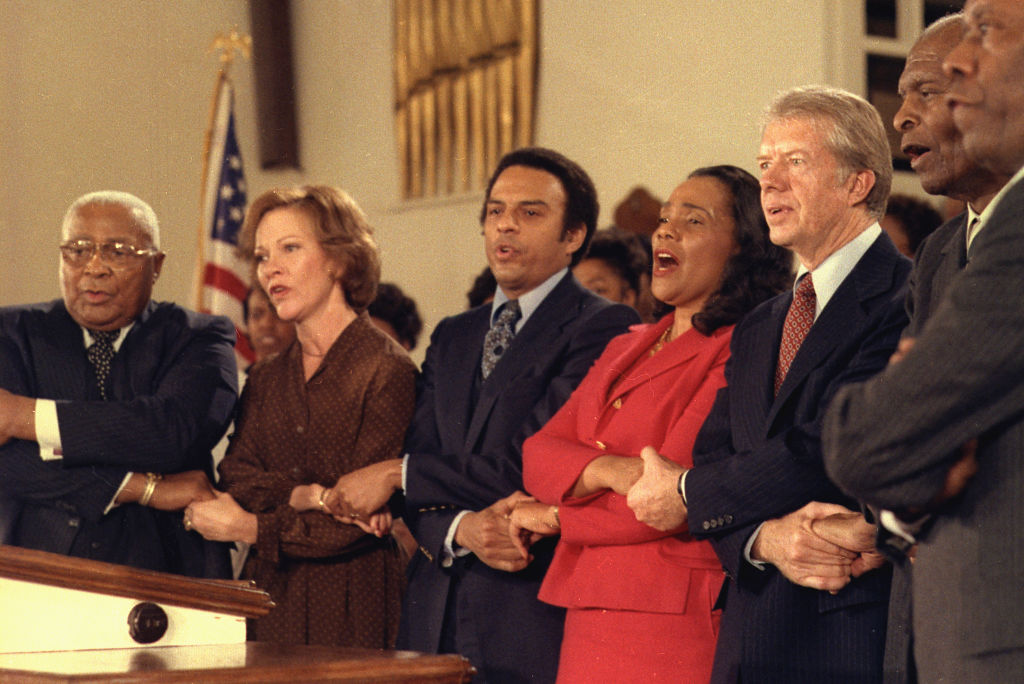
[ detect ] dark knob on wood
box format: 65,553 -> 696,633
127,601 -> 168,644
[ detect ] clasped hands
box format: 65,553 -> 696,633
750,502 -> 886,592
625,446 -> 885,592
318,459 -> 403,537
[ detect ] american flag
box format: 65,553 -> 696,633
195,74 -> 255,364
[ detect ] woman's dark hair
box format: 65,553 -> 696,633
466,266 -> 497,309
687,165 -> 794,335
368,282 -> 423,350
884,193 -> 943,255
581,228 -> 650,294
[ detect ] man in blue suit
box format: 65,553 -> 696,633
327,148 -> 639,681
0,191 -> 237,577
628,87 -> 909,682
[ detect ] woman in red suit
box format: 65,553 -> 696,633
512,166 -> 792,683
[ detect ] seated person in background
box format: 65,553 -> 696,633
182,185 -> 416,648
244,286 -> 296,362
369,281 -> 423,352
881,194 -> 943,258
0,190 -> 237,577
466,265 -> 496,309
511,166 -> 792,683
572,226 -> 650,311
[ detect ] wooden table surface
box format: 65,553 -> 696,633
0,642 -> 475,683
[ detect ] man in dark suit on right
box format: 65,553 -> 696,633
873,13 -> 1010,683
825,1 -> 1024,680
629,86 -> 908,682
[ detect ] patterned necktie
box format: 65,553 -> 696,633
87,329 -> 119,400
775,274 -> 816,395
481,299 -> 521,379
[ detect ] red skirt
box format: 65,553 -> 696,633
555,583 -> 720,683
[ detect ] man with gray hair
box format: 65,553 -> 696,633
0,191 -> 237,577
627,86 -> 909,682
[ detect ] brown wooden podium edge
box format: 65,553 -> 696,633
0,644 -> 476,683
0,545 -> 273,618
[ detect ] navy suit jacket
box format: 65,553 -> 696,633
687,233 -> 911,683
826,178 -> 1024,678
397,272 -> 639,683
0,299 -> 237,577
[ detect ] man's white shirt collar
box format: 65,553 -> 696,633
794,223 -> 882,320
489,267 -> 567,332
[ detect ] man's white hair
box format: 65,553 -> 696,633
62,191 -> 161,248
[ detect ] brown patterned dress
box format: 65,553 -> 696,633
219,312 -> 416,647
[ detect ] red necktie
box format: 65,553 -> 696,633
775,274 -> 816,395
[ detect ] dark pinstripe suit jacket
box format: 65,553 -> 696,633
826,177 -> 1024,676
0,299 -> 237,577
687,232 -> 911,683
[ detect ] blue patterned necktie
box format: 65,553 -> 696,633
481,300 -> 521,379
87,329 -> 119,400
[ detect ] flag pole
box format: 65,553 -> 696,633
195,29 -> 251,311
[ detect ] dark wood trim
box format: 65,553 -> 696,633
0,643 -> 475,683
0,545 -> 273,618
249,0 -> 300,170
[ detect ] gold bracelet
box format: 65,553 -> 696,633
318,487 -> 329,511
550,505 -> 560,528
139,472 -> 162,507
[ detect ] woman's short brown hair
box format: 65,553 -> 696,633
238,185 -> 381,312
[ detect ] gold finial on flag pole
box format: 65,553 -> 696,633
208,27 -> 252,74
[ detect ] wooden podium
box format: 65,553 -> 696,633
0,546 -> 474,683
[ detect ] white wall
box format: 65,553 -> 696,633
3,0 -> 897,365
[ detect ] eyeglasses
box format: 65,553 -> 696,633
59,239 -> 159,269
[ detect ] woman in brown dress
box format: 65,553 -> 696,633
186,185 -> 416,647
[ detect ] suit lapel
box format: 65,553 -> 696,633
609,319 -> 700,400
464,274 -> 578,447
442,307 -> 491,448
770,234 -> 900,421
33,303 -> 93,400
933,215 -> 969,299
742,298 -> 787,428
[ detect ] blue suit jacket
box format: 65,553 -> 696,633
397,272 -> 639,683
0,299 -> 237,577
687,233 -> 911,683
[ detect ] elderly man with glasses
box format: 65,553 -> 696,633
0,191 -> 237,577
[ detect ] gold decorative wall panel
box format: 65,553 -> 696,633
394,0 -> 537,199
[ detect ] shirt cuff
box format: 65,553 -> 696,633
401,454 -> 409,493
34,399 -> 62,461
744,521 -> 769,570
102,472 -> 135,515
442,510 -> 473,567
678,468 -> 690,505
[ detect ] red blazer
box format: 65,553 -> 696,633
523,315 -> 729,613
